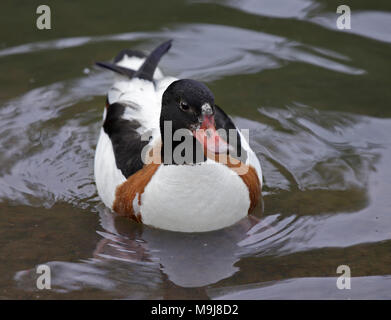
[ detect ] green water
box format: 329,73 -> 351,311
0,0 -> 391,299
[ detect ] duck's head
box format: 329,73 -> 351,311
160,79 -> 230,164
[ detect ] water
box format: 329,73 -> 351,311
1,0 -> 391,299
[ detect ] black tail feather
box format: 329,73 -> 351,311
95,39 -> 172,81
95,61 -> 136,78
134,39 -> 172,81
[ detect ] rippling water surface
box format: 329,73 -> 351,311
1,0 -> 391,299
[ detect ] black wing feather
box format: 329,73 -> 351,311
103,103 -> 149,178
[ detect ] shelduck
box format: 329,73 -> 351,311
94,40 -> 262,232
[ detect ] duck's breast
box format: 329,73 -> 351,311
140,161 -> 251,232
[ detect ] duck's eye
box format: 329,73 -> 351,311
180,101 -> 189,111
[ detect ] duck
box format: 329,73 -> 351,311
94,40 -> 262,232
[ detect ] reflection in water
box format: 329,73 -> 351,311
14,207 -> 261,291
96,208 -> 260,288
